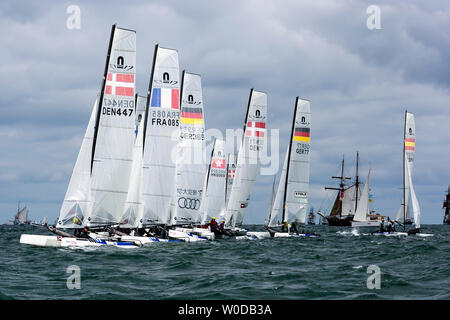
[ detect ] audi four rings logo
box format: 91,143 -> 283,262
178,197 -> 201,210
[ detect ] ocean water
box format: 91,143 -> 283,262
1,224 -> 449,300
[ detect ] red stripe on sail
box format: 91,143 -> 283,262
247,121 -> 266,128
181,112 -> 203,119
171,89 -> 179,109
405,146 -> 415,151
116,74 -> 134,83
115,87 -> 134,96
105,86 -> 112,95
405,138 -> 415,142
294,131 -> 310,137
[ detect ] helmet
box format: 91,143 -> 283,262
73,217 -> 79,223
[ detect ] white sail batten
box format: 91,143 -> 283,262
201,139 -> 227,224
170,72 -> 206,225
120,98 -> 146,228
225,90 -> 267,228
58,98 -> 98,228
353,170 -> 370,222
88,27 -> 137,227
284,98 -> 311,224
141,46 -> 180,226
225,153 -> 236,206
266,146 -> 288,227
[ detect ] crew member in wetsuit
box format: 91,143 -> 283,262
218,220 -> 225,233
291,221 -> 299,234
379,219 -> 385,232
208,217 -> 218,232
281,221 -> 289,233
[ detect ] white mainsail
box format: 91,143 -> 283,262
87,26 -> 137,227
225,89 -> 267,228
170,72 -> 206,225
201,139 -> 227,224
266,146 -> 289,227
395,112 -> 415,223
141,45 -> 180,226
353,170 -> 371,222
406,151 -> 421,228
15,206 -> 28,224
120,97 -> 146,228
283,98 -> 311,224
58,98 -> 97,228
341,185 -> 361,217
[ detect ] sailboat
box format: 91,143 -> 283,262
14,202 -> 29,225
263,97 -> 315,238
20,25 -> 143,248
443,187 -> 450,225
168,71 -> 212,241
319,153 -> 362,226
223,89 -> 267,236
374,111 -> 432,237
350,169 -> 380,230
201,139 -> 227,225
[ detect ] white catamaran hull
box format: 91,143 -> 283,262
174,227 -> 215,240
246,231 -> 271,239
20,234 -> 140,248
273,232 -> 318,238
168,229 -> 208,242
351,220 -> 380,232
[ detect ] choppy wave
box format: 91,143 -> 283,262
1,224 -> 449,300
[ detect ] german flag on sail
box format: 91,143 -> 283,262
294,127 -> 310,142
405,138 -> 415,151
181,107 -> 203,125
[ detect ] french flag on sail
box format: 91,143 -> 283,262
105,73 -> 134,97
151,88 -> 179,109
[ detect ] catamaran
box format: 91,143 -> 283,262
375,111 -> 432,237
258,97 -> 315,238
222,89 -> 267,236
20,25 -> 142,248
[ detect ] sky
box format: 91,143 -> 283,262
1,0 -> 450,224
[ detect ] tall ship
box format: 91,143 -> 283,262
443,186 -> 450,225
14,202 -> 30,225
321,153 -> 362,226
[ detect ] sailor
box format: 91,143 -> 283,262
282,221 -> 289,233
391,220 -> 396,232
72,217 -> 82,226
291,221 -> 299,234
80,227 -> 91,238
218,220 -> 225,232
379,219 -> 385,232
208,217 -> 218,232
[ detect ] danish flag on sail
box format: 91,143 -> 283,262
228,169 -> 235,178
211,158 -> 225,169
245,121 -> 265,137
105,73 -> 134,97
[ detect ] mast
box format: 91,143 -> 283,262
91,24 -> 116,172
282,97 -> 298,223
143,44 -> 159,151
325,156 -> 351,217
403,110 -> 407,231
354,151 -> 359,214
